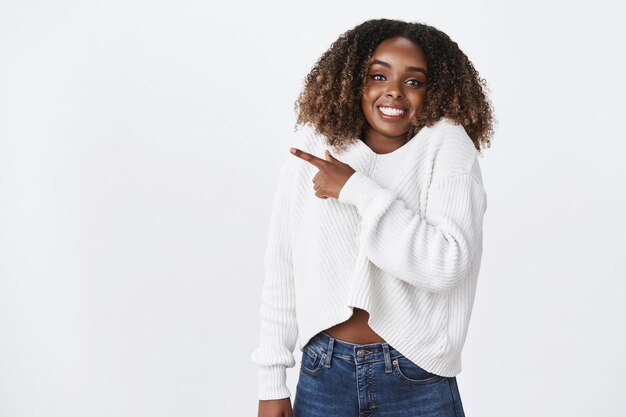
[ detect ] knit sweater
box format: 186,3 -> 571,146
250,117 -> 488,400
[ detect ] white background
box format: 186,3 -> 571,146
1,0 -> 625,416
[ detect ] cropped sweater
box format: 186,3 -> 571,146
250,117 -> 488,400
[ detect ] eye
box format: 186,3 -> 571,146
407,79 -> 425,88
369,73 -> 385,81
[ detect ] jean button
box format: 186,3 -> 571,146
357,350 -> 366,357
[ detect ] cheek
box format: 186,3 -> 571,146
411,93 -> 427,111
362,84 -> 380,102
360,94 -> 367,107
408,100 -> 425,120
361,93 -> 373,114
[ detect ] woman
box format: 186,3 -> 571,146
252,18 -> 494,417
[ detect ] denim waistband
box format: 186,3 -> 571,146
306,330 -> 405,365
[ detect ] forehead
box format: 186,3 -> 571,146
370,36 -> 427,68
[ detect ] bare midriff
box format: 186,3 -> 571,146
323,307 -> 386,344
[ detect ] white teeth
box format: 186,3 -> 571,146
378,106 -> 405,116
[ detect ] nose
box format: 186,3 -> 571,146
385,80 -> 403,99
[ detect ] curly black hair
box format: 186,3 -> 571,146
294,18 -> 495,155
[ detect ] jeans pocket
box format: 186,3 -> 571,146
300,344 -> 325,376
392,356 -> 446,385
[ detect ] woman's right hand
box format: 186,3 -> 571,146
258,397 -> 293,417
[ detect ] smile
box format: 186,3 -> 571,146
377,106 -> 407,119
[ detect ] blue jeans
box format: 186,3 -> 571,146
293,331 -> 466,417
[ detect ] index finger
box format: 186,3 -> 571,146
290,147 -> 329,169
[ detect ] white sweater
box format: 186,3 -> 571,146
250,117 -> 488,400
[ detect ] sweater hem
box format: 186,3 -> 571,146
367,312 -> 462,377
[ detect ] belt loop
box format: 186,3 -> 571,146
324,336 -> 335,368
382,343 -> 392,373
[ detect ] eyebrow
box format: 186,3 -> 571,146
369,59 -> 427,75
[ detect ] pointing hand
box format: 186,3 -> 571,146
289,148 -> 355,200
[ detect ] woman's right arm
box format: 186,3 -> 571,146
250,133 -> 302,409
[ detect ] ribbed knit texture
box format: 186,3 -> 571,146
250,117 -> 488,400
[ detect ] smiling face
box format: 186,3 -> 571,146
361,36 -> 428,144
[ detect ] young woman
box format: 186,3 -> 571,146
251,18 -> 494,417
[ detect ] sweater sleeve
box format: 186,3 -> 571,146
337,170 -> 487,293
249,154 -> 299,400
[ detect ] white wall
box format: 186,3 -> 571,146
1,0 -> 624,416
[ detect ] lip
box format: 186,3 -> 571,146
377,105 -> 408,120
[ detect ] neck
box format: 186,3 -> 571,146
361,128 -> 408,154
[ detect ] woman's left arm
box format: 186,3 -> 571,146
338,169 -> 487,293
